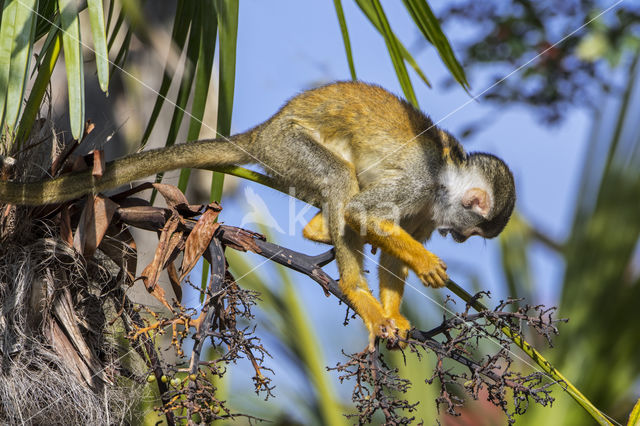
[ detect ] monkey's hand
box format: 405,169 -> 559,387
413,251 -> 448,288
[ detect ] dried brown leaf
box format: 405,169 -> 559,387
51,132 -> 84,175
152,183 -> 189,210
74,195 -> 118,257
59,206 -> 73,246
150,283 -> 171,311
180,206 -> 220,282
110,182 -> 154,201
84,119 -> 95,137
115,205 -> 171,231
99,223 -> 137,283
46,318 -> 95,386
71,155 -> 88,172
91,149 -> 105,177
217,226 -> 262,252
138,214 -> 184,310
52,285 -> 107,385
111,183 -> 206,216
167,262 -> 182,302
72,198 -> 92,254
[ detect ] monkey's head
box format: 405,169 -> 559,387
435,153 -> 515,243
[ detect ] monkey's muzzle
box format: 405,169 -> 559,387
438,228 -> 468,243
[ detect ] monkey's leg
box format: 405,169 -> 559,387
321,175 -> 397,349
378,252 -> 411,348
329,211 -> 395,350
302,212 -> 332,244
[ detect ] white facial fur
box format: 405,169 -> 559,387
432,165 -> 493,229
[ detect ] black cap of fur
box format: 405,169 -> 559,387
468,152 -> 516,238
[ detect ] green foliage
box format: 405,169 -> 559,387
368,0 -> 419,106
551,52 -> 640,424
401,0 -> 469,91
177,0 -> 217,192
354,0 -> 430,102
138,1 -> 192,151
629,399 -> 640,426
15,21 -> 60,144
86,0 -> 109,92
333,0 -> 357,81
57,0 -> 84,139
0,0 -> 468,153
208,0 -> 238,203
0,0 -> 38,140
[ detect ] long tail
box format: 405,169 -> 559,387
0,133 -> 254,205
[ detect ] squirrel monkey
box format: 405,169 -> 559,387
0,82 -> 515,348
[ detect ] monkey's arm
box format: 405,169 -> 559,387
344,184 -> 448,289
364,218 -> 447,287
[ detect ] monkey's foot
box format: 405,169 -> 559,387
365,314 -> 411,351
344,289 -> 389,351
364,316 -> 396,352
415,253 -> 448,288
383,312 -> 411,350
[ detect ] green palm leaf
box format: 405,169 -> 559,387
87,0 -> 109,93
0,0 -> 38,137
402,0 -> 469,91
58,0 -> 84,139
333,0 -> 357,80
177,0 -> 217,192
139,0 -> 193,150
209,0 -> 238,203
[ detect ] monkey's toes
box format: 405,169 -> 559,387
366,315 -> 412,350
367,320 -> 395,351
383,316 -> 410,350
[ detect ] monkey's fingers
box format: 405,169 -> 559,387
386,336 -> 408,350
419,264 -> 448,288
412,252 -> 448,288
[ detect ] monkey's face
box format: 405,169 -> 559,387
467,153 -> 516,239
437,191 -> 513,243
437,213 -> 486,243
435,154 -> 515,243
435,170 -> 494,242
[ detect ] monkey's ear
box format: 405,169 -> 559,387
462,188 -> 491,218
